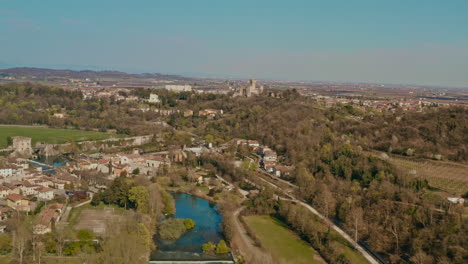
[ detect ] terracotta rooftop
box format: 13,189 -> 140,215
6,194 -> 28,202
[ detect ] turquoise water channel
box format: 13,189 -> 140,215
150,193 -> 231,261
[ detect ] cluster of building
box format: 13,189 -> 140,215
70,149 -> 173,179
0,136 -> 220,234
135,107 -> 223,119
79,84 -> 191,102
136,107 -> 193,117
0,159 -> 79,206
165,84 -> 193,92
233,139 -> 293,178
307,94 -> 443,112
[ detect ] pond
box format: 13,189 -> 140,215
150,193 -> 232,261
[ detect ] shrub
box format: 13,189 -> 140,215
183,218 -> 196,230
202,241 -> 216,254
158,218 -> 187,240
215,240 -> 230,254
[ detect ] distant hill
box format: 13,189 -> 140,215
0,67 -> 198,81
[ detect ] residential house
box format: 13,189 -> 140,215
183,110 -> 194,117
0,186 -> 10,198
187,173 -> 204,184
112,165 -> 130,178
34,208 -> 59,234
36,187 -> 55,201
263,161 -> 276,173
199,109 -> 223,118
0,166 -> 13,177
263,149 -> 278,162
0,207 -> 11,221
273,165 -> 293,178
6,194 -> 30,211
447,197 -> 465,204
18,181 -> 39,196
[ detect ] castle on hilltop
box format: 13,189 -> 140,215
234,79 -> 264,97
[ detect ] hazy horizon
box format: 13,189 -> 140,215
1,0 -> 468,87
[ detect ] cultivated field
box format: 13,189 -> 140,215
385,155 -> 468,195
244,215 -> 325,264
0,126 -> 117,148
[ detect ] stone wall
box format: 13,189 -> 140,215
38,135 -> 154,156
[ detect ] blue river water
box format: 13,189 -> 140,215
150,192 -> 230,261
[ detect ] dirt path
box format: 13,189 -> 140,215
231,207 -> 272,263
56,206 -> 72,231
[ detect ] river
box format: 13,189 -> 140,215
150,192 -> 232,261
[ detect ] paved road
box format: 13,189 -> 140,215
238,153 -> 379,263
258,175 -> 379,264
217,159 -> 378,264
280,198 -> 379,264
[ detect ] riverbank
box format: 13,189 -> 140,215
151,192 -> 231,261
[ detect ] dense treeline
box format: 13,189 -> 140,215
343,106 -> 467,161
2,83 -> 467,262
0,83 -> 231,135
0,83 -> 167,135
182,93 -> 467,263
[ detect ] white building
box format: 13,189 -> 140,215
0,186 -> 11,198
447,197 -> 465,204
0,167 -> 13,178
36,187 -> 55,201
165,85 -> 192,92
148,93 -> 161,103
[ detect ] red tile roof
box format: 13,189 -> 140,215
6,194 -> 28,202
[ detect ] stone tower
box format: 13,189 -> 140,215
12,136 -> 33,157
249,79 -> 257,90
247,79 -> 257,97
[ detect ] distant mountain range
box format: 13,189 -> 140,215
0,67 -> 198,81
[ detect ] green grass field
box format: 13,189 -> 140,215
0,255 -> 83,264
244,215 -> 324,264
0,126 -> 117,148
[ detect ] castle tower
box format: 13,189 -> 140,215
247,79 -> 256,97
12,136 -> 33,157
249,79 -> 256,90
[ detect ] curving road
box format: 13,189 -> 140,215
280,197 -> 379,264
259,174 -> 379,264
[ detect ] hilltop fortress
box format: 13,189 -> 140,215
234,79 -> 264,97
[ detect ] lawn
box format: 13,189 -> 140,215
0,255 -> 10,264
244,215 -> 325,264
0,126 -> 118,148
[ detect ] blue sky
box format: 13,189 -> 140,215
1,0 -> 468,87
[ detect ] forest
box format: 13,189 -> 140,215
182,92 -> 467,263
0,83 -> 467,263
